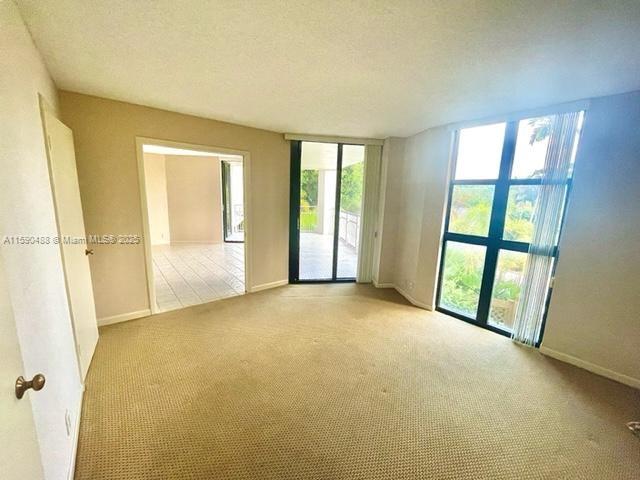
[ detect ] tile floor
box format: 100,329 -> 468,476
299,232 -> 358,280
152,243 -> 245,312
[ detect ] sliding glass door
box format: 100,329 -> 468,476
436,113 -> 583,339
221,160 -> 244,243
289,141 -> 364,282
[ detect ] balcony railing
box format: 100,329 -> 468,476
339,210 -> 360,250
299,206 -> 360,250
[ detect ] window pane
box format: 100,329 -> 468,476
299,142 -> 337,280
337,145 -> 364,278
503,186 -> 539,243
567,111 -> 585,177
455,123 -> 505,180
439,242 -> 486,318
511,116 -> 553,179
448,185 -> 494,237
488,250 -> 528,331
503,185 -> 567,244
512,113 -> 584,179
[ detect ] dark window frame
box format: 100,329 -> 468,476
435,114 -> 580,345
220,160 -> 244,244
289,140 -> 363,284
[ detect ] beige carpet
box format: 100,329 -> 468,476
76,284 -> 639,479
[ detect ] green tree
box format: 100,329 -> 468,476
441,246 -> 485,315
301,170 -> 318,205
299,170 -> 319,231
528,116 -> 553,146
441,115 -> 555,313
340,162 -> 364,213
449,186 -> 493,235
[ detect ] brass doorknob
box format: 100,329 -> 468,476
85,249 -> 94,255
15,374 -> 46,399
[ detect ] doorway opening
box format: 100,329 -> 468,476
289,141 -> 365,282
221,159 -> 245,243
137,140 -> 249,313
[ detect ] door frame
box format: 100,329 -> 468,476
288,140 -> 359,284
135,137 -> 252,314
40,96 -> 99,382
36,95 -> 86,480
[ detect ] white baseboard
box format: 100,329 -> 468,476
393,285 -> 433,310
373,282 -> 433,310
97,309 -> 151,326
249,279 -> 288,293
67,384 -> 84,480
539,346 -> 640,390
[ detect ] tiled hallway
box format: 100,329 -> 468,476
152,243 -> 244,312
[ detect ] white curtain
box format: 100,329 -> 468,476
511,111 -> 580,345
357,144 -> 382,282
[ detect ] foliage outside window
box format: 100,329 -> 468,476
439,114 -> 573,330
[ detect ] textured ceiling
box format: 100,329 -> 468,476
16,0 -> 640,138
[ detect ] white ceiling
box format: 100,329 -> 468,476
16,0 -> 640,138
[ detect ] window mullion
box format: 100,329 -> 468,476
476,121 -> 518,325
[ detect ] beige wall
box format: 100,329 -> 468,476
374,137 -> 405,285
60,91 -> 289,320
0,2 -> 81,479
378,90 -> 640,386
143,153 -> 171,245
541,91 -> 640,386
400,127 -> 451,307
165,155 -> 223,244
376,130 -> 451,308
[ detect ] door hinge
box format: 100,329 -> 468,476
549,276 -> 555,288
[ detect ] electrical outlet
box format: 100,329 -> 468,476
407,281 -> 414,291
65,409 -> 72,437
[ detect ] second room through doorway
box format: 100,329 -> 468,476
142,143 -> 246,312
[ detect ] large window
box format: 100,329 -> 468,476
436,113 -> 583,336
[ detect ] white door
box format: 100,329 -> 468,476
0,255 -> 45,480
42,107 -> 99,381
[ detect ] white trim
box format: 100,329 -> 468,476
97,309 -> 151,327
136,138 -> 158,314
373,281 -> 395,288
394,285 -> 433,310
135,137 -> 252,314
66,385 -> 84,480
39,96 -> 87,383
539,346 -> 640,390
284,133 -> 384,146
249,279 -> 288,293
136,137 -> 252,158
373,282 -> 433,310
